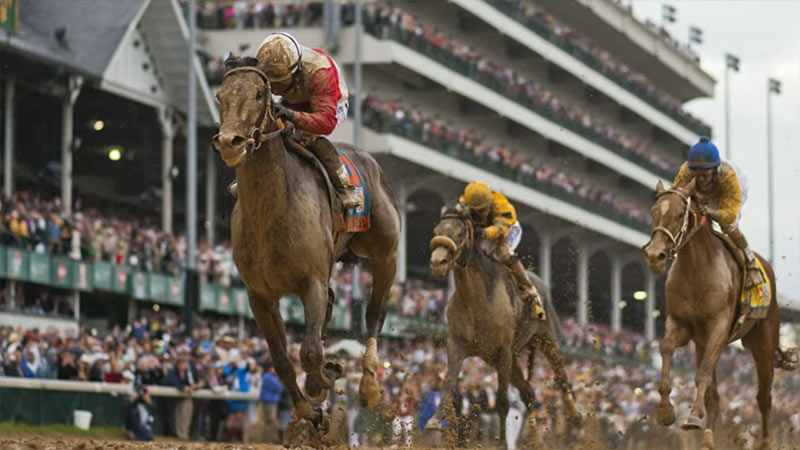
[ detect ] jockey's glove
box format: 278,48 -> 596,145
274,104 -> 294,122
473,226 -> 486,240
699,205 -> 722,222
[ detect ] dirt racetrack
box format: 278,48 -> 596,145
0,436 -> 289,450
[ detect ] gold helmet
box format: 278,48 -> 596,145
463,182 -> 493,210
257,32 -> 302,83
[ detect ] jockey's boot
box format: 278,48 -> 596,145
729,227 -> 763,290
510,259 -> 543,319
309,137 -> 361,210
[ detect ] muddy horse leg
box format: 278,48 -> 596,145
743,321 -> 776,449
657,315 -> 690,426
359,254 -> 396,409
684,316 -> 728,433
248,291 -> 316,422
495,351 -> 512,450
425,336 -> 466,446
300,280 -> 335,403
536,332 -> 582,427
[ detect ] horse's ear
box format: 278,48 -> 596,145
683,178 -> 697,195
224,54 -> 240,71
440,205 -> 448,218
655,180 -> 666,196
241,56 -> 259,67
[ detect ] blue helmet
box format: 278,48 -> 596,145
687,136 -> 720,169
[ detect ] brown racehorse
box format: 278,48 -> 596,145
644,179 -> 796,450
427,205 -> 581,447
212,57 -> 401,425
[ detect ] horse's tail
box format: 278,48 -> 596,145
775,346 -> 799,371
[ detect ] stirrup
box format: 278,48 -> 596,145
339,188 -> 361,210
744,268 -> 763,289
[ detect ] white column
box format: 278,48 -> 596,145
577,242 -> 589,327
645,271 -> 656,341
396,185 -> 407,283
610,256 -> 622,333
61,76 -> 82,212
537,231 -> 552,288
205,145 -> 217,244
3,76 -> 15,197
73,291 -> 80,321
159,107 -> 175,234
238,315 -> 245,340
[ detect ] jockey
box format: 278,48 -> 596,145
231,32 -> 359,209
673,136 -> 762,289
459,181 -> 538,303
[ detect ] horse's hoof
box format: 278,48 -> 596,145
305,372 -> 333,403
565,395 -> 583,428
701,429 -> 715,450
656,404 -> 676,426
310,405 -> 328,430
324,360 -> 345,380
425,417 -> 443,431
359,369 -> 381,409
682,415 -> 704,431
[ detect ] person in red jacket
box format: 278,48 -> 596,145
244,32 -> 360,209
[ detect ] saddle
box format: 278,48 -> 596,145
284,135 -> 370,234
714,231 -> 771,342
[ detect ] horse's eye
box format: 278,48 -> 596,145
255,90 -> 264,101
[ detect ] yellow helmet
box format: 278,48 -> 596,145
463,182 -> 493,210
257,32 -> 302,83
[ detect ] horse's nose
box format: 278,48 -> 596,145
645,247 -> 667,263
213,132 -> 246,149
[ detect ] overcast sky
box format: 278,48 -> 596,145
631,1 -> 800,306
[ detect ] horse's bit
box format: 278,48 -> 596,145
432,212 -> 474,270
222,66 -> 284,153
646,189 -> 705,260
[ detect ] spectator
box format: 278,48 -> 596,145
256,360 -> 283,443
166,350 -> 204,439
126,384 -> 155,441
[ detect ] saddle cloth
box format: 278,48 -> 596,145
338,151 -> 371,233
714,231 -> 771,321
285,137 -> 370,233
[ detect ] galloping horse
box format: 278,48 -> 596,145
644,179 -> 796,450
212,57 -> 401,424
427,205 -> 581,446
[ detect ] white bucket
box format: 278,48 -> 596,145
73,410 -> 93,430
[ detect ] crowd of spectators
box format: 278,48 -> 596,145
487,0 -> 710,135
0,191 -> 238,286
186,0 -> 325,30
362,94 -> 650,228
361,3 -> 680,178
2,310 -> 799,447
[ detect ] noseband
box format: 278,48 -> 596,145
645,189 -> 705,260
222,66 -> 283,153
430,213 -> 474,270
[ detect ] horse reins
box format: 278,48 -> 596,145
646,189 -> 706,260
222,66 -> 283,153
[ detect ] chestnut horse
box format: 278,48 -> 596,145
212,57 -> 400,425
644,179 -> 796,450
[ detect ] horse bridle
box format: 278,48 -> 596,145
645,189 -> 706,260
221,66 -> 284,153
430,212 -> 474,270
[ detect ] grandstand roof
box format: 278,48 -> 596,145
2,0 -> 144,80
2,0 -> 218,126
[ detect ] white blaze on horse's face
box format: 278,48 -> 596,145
212,70 -> 267,168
